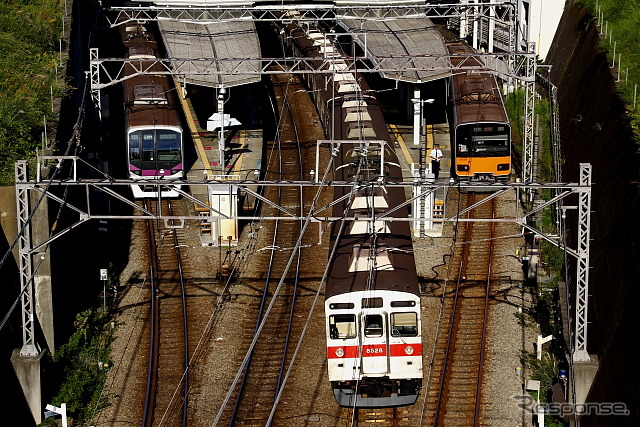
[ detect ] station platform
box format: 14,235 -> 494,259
177,85 -> 264,246
388,122 -> 451,182
388,121 -> 451,237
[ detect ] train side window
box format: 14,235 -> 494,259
364,314 -> 383,337
391,312 -> 418,337
329,314 -> 356,339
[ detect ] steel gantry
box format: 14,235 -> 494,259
14,158 -> 592,368
88,52 -> 536,90
573,164 -> 592,362
104,2 -> 517,27
15,161 -> 40,357
522,41 -> 537,185
91,0 -> 536,197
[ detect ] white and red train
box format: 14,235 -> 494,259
284,24 -> 423,408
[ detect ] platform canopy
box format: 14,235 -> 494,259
337,17 -> 450,84
158,20 -> 261,88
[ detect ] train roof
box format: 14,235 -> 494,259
325,233 -> 420,299
121,24 -> 182,130
450,71 -> 509,125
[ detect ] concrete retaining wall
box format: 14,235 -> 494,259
546,2 -> 640,425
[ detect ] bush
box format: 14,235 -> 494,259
0,0 -> 68,185
46,309 -> 115,423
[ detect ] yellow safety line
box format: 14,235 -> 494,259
389,124 -> 415,167
426,124 -> 434,149
172,77 -> 215,180
234,130 -> 246,176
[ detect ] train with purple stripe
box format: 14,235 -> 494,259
121,23 -> 184,198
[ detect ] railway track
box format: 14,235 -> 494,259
143,199 -> 191,427
351,407 -> 411,427
425,192 -> 497,427
215,71 -> 316,426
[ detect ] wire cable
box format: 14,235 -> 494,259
0,73 -> 90,334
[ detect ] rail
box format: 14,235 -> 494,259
429,193 -> 497,426
141,200 -> 190,427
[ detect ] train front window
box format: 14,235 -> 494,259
364,314 -> 383,337
329,314 -> 357,339
471,135 -> 509,155
142,132 -> 155,161
157,130 -> 181,162
129,133 -> 140,161
456,124 -> 510,157
391,312 -> 418,337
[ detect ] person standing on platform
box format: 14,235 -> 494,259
429,144 -> 443,179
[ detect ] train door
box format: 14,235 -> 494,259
359,312 -> 389,375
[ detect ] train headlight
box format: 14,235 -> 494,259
404,346 -> 414,355
497,163 -> 510,171
457,164 -> 470,172
335,348 -> 345,358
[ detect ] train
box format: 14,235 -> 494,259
121,22 -> 184,198
283,24 -> 423,408
446,40 -> 512,182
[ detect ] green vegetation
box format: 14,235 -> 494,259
0,0 -> 69,185
507,87 -> 567,418
504,89 -> 524,154
43,309 -> 115,425
575,0 -> 640,140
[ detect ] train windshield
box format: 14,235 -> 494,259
391,312 -> 418,337
129,129 -> 182,170
456,124 -> 510,157
364,314 -> 384,337
157,130 -> 181,161
329,314 -> 357,339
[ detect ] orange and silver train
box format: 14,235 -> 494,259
447,41 -> 511,182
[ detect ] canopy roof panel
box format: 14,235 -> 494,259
338,18 -> 450,83
158,20 -> 261,88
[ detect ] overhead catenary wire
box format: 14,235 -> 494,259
211,151 -> 344,426
114,69 -> 294,427
418,180 -> 464,426
0,74 -> 90,335
266,145 -> 365,427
